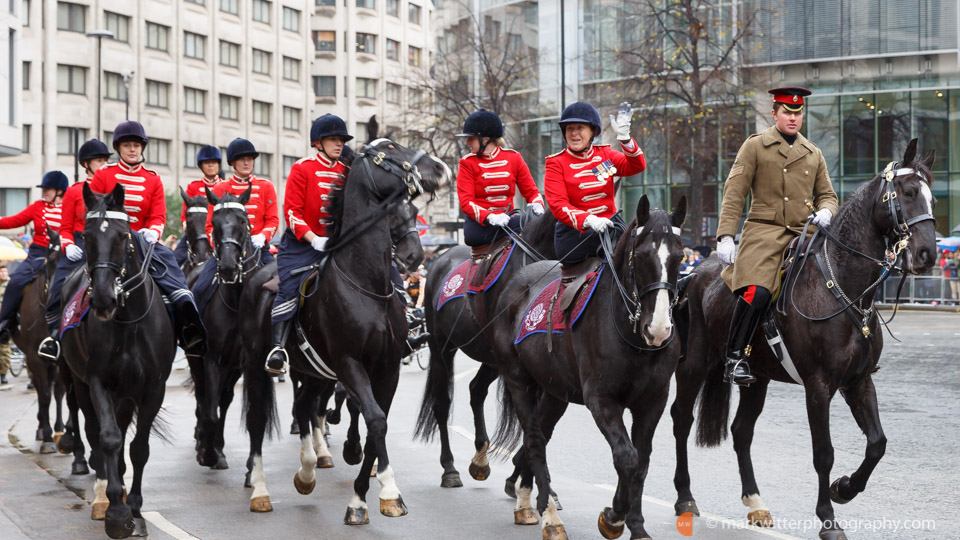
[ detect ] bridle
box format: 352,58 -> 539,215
210,201 -> 260,285
184,205 -> 210,265
84,209 -> 156,318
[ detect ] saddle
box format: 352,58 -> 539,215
468,236 -> 512,292
547,258 -> 604,352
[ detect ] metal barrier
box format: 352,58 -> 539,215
878,267 -> 960,305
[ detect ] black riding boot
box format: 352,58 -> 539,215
38,328 -> 61,363
265,319 -> 291,375
405,332 -> 430,354
723,296 -> 765,386
0,318 -> 11,344
178,304 -> 208,361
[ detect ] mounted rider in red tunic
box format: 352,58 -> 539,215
174,145 -> 224,267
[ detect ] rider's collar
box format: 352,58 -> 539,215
565,145 -> 595,160
479,146 -> 501,160
231,174 -> 252,184
316,151 -> 336,168
118,159 -> 142,173
203,175 -> 220,186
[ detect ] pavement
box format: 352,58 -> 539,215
0,311 -> 957,540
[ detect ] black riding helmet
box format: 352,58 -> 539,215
456,109 -> 503,154
226,138 -> 259,165
77,139 -> 111,168
558,102 -> 602,139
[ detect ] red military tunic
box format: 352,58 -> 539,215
58,178 -> 92,247
87,161 -> 167,237
181,176 -> 221,227
204,175 -> 280,242
284,152 -> 346,239
0,200 -> 62,248
457,146 -> 544,224
544,139 -> 646,231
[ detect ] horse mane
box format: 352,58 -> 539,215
321,172 -> 349,243
518,209 -> 558,256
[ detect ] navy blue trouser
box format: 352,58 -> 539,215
554,214 -> 627,265
173,235 -> 189,267
462,215 -> 526,247
192,248 -> 275,316
0,244 -> 46,324
271,230 -> 324,323
131,237 -> 204,334
45,238 -> 86,333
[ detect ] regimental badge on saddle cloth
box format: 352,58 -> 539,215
590,160 -> 617,181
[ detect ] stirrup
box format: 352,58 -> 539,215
38,337 -> 60,363
723,358 -> 757,386
264,347 -> 288,375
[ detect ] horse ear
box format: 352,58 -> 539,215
367,114 -> 378,143
180,186 -> 189,203
205,186 -> 219,206
902,138 -> 918,166
82,182 -> 96,209
46,224 -> 59,247
239,183 -> 253,205
922,150 -> 936,173
108,182 -> 125,208
671,196 -> 688,229
636,194 -> 651,226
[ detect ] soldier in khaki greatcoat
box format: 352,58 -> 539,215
715,87 -> 839,386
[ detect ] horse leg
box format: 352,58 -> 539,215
62,377 -> 90,474
244,363 -> 275,513
327,382 -> 347,424
197,361 -> 222,467
88,378 -> 134,539
513,448 -> 538,526
213,369 -> 241,470
830,375 -> 886,506
53,366 -> 66,439
187,354 -> 205,446
289,371 -> 301,435
620,390 -> 670,540
732,379 -> 774,527
586,395 -> 636,540
342,397 -> 363,466
537,393 -> 568,512
312,381 -> 334,469
671,363 -> 705,517
126,388 -> 164,538
467,363 -> 499,482
345,436 -> 377,525
35,369 -> 56,453
293,378 -> 318,496
76,380 -> 107,519
805,382 -> 846,540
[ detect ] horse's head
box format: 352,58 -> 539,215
206,184 -> 252,284
181,186 -> 211,260
873,138 -> 938,274
43,224 -> 61,284
388,201 -> 423,273
82,182 -> 133,321
627,195 -> 686,348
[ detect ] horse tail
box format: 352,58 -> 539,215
490,378 -> 522,459
413,343 -> 450,443
143,407 -> 174,446
242,367 -> 281,441
695,359 -> 730,448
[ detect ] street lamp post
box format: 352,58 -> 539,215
86,29 -> 115,142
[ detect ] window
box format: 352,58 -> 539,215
356,0 -> 374,9
313,75 -> 335,97
220,40 -> 239,67
57,127 -> 87,155
21,61 -> 29,90
252,48 -> 271,75
104,72 -> 127,101
252,100 -> 271,125
0,188 -> 29,216
283,155 -> 298,176
316,0 -> 335,5
220,94 -> 239,120
356,77 -> 376,99
184,87 -> 206,114
282,106 -> 300,130
252,153 -> 271,176
144,138 -> 170,165
313,30 -> 335,52
56,64 -> 85,94
103,131 -> 113,149
56,2 -> 85,32
409,89 -> 423,108
22,0 -> 29,27
282,6 -> 299,32
104,11 -> 129,42
185,0 -> 204,5
252,0 -> 270,24
386,82 -> 400,104
21,124 -> 29,153
220,0 -> 237,14
408,3 -> 420,25
145,79 -> 169,108
356,32 -> 375,54
184,32 -> 206,60
282,56 -> 300,81
408,45 -> 421,67
386,0 -> 398,17
386,38 -> 399,61
184,143 -> 203,166
146,22 -> 169,51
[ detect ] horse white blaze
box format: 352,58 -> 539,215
742,493 -> 769,513
919,182 -> 934,215
250,455 -> 269,500
515,486 -> 533,512
93,478 -> 108,504
377,465 -> 401,500
312,424 -> 332,459
297,437 -> 316,485
541,495 -> 563,528
647,243 -> 673,346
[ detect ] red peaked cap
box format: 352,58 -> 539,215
768,87 -> 811,112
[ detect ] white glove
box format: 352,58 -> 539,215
811,208 -> 832,228
65,244 -> 83,262
583,214 -> 613,233
717,236 -> 737,265
140,229 -> 159,244
310,236 -> 328,252
528,202 -> 544,216
609,102 -> 633,141
487,213 -> 510,227
251,234 -> 266,248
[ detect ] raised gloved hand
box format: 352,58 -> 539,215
717,236 -> 737,265
609,102 -> 633,141
140,229 -> 159,244
311,236 -> 328,252
487,213 -> 510,227
584,214 -> 614,233
811,208 -> 832,228
65,244 -> 83,262
251,234 -> 266,248
528,203 -> 544,216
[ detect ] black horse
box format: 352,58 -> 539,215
60,183 -> 176,539
671,140 -> 937,540
490,196 -> 686,540
194,184 -> 280,513
179,187 -> 213,287
416,209 -> 557,489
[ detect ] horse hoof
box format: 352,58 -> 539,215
212,454 -> 229,470
514,508 -> 539,525
244,472 -> 252,489
316,455 -> 334,469
250,496 -> 273,513
72,461 -> 90,475
674,499 -> 700,516
35,428 -> 43,441
290,421 -> 300,435
197,450 -> 216,468
819,527 -> 848,540
468,462 -> 491,481
53,432 -> 66,451
342,445 -> 363,466
830,476 -> 852,504
293,472 -> 316,495
504,478 -> 517,499
542,524 -> 567,540
552,493 -> 562,512
91,502 -> 108,521
40,441 -> 57,454
440,471 -> 462,488
379,496 -> 408,517
344,506 -> 369,525
57,433 -> 75,454
748,509 -> 774,527
598,507 -> 625,539
104,508 -> 135,539
131,517 -> 148,537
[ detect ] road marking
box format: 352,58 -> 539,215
141,512 -> 200,540
451,424 -> 516,458
454,366 -> 479,382
594,484 -> 804,539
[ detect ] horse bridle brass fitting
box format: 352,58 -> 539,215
210,201 -> 257,285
